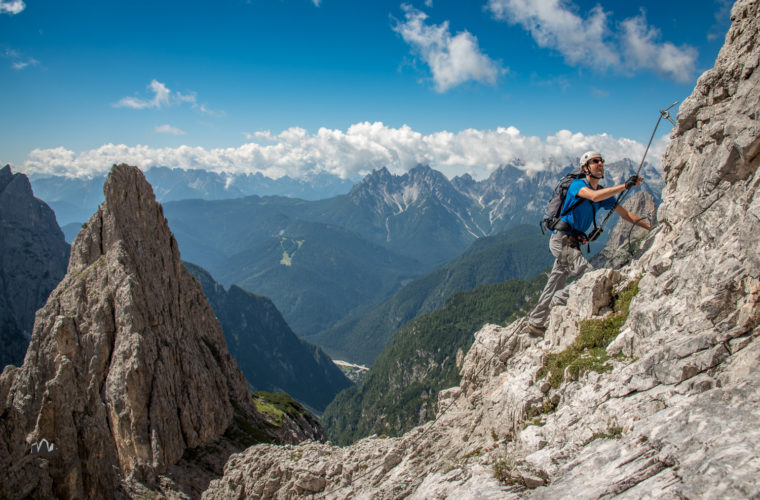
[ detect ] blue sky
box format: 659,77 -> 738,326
1,0 -> 732,180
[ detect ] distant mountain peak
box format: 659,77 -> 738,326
0,164 -> 35,198
406,163 -> 450,186
351,166 -> 394,189
406,163 -> 435,175
0,164 -> 12,189
352,164 -> 454,198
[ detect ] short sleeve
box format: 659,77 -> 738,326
566,179 -> 586,200
600,195 -> 617,210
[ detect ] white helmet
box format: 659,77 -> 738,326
580,151 -> 603,168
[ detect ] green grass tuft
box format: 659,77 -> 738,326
226,400 -> 273,447
253,391 -> 318,428
226,392 -> 319,447
584,425 -> 624,445
493,457 -> 524,486
537,278 -> 640,389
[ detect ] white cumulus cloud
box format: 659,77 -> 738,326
393,4 -> 506,92
20,122 -> 666,181
114,80 -> 171,109
155,124 -> 186,135
113,79 -> 222,115
486,0 -> 697,82
0,0 -> 25,15
487,0 -> 619,69
620,13 -> 698,83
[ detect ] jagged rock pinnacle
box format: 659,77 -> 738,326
0,164 -> 265,499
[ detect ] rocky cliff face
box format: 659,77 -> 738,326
0,165 -> 70,369
0,164 -> 320,500
202,1 -> 759,497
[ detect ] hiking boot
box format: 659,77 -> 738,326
525,323 -> 546,337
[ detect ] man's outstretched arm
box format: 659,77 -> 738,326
614,205 -> 652,230
578,176 -> 644,203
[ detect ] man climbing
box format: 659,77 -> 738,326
525,151 -> 652,336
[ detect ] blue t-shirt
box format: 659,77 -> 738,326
560,178 -> 616,233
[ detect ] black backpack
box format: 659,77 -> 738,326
540,169 -> 588,234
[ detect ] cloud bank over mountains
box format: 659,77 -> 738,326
21,122 -> 666,181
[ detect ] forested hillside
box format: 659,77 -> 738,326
212,219 -> 421,337
308,225 -> 553,364
186,263 -> 351,412
322,274 -> 546,444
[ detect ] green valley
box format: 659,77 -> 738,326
307,225 -> 553,364
322,274 -> 547,445
186,262 -> 352,412
212,219 -> 421,337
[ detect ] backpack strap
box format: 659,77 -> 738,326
559,196 -> 587,218
586,201 -> 598,252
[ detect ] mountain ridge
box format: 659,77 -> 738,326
28,166 -> 357,227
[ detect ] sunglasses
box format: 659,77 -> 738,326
589,158 -> 605,165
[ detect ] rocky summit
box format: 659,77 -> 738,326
0,164 -> 320,499
202,0 -> 759,498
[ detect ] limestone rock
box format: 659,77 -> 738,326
0,165 -> 69,368
202,1 -> 760,498
0,164 -> 317,500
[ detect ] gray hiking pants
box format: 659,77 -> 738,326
527,232 -> 592,329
